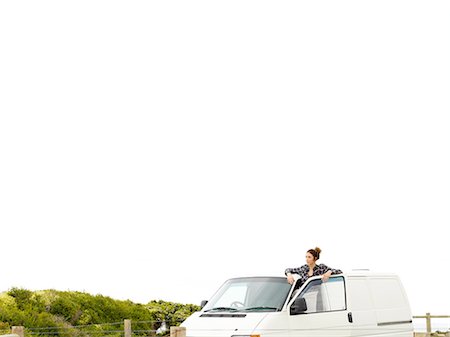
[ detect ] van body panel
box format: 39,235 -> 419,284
253,312 -> 290,337
346,276 -> 378,337
288,310 -> 351,337
346,274 -> 413,337
368,277 -> 412,324
182,311 -> 269,337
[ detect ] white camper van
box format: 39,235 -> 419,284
181,271 -> 413,337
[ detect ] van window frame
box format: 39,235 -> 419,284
288,275 -> 347,314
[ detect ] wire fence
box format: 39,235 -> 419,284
2,315 -> 449,337
5,319 -> 186,337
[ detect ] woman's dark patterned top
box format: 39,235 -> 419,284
285,264 -> 343,285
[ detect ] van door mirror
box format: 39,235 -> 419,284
200,300 -> 208,309
290,297 -> 307,315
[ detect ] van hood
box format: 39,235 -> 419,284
181,311 -> 269,337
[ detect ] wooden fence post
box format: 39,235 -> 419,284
124,319 -> 132,337
12,326 -> 24,337
170,327 -> 186,337
425,313 -> 431,337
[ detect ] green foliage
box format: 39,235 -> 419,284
146,300 -> 199,327
0,288 -> 200,337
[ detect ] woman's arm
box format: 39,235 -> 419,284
285,266 -> 304,285
319,264 -> 342,281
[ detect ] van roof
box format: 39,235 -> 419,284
228,272 -> 400,281
344,271 -> 399,277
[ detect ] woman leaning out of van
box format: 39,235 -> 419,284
285,247 -> 342,285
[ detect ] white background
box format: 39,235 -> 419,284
1,0 -> 449,319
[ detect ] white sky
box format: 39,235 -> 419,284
0,0 -> 449,318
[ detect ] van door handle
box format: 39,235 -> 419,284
348,312 -> 353,323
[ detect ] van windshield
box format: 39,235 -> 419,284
203,277 -> 291,312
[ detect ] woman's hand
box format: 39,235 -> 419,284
287,273 -> 295,285
321,270 -> 332,282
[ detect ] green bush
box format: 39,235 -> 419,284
0,288 -> 200,337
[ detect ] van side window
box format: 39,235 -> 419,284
299,277 -> 346,313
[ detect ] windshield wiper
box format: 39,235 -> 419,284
242,306 -> 278,311
204,307 -> 239,312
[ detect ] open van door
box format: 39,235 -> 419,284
288,276 -> 352,337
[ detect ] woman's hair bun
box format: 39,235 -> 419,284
307,247 -> 322,260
